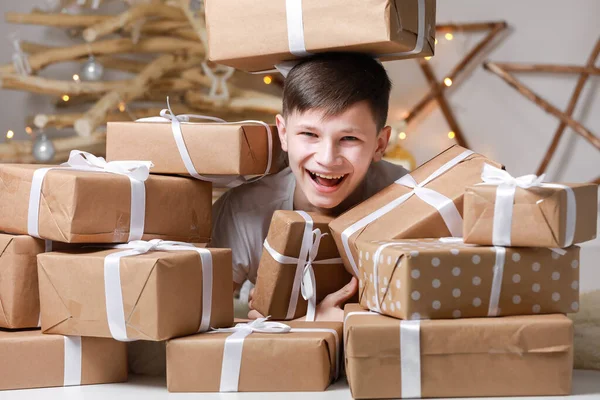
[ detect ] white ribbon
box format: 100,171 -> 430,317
263,211 -> 342,321
341,150 -> 474,276
479,163 -> 577,247
103,239 -> 214,342
214,318 -> 340,392
63,336 -> 82,386
136,98 -> 274,188
27,150 -> 152,241
381,0 -> 428,58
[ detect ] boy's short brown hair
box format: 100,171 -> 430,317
282,52 -> 392,132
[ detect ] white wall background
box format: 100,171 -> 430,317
0,0 -> 599,290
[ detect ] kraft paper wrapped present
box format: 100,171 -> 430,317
344,304 -> 573,399
38,241 -> 233,341
329,145 -> 502,276
0,330 -> 127,390
166,319 -> 341,392
357,238 -> 580,320
107,118 -> 283,177
205,0 -> 436,72
253,211 -> 351,321
0,151 -> 212,243
463,164 -> 598,248
0,233 -> 45,329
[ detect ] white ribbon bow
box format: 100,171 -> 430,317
136,97 -> 274,188
27,150 -> 153,241
479,163 -> 576,247
103,239 -> 214,341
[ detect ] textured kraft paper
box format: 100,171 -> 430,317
0,330 -> 127,390
329,145 -> 503,276
0,233 -> 45,329
166,320 -> 341,392
357,238 -> 580,320
253,211 -> 351,320
0,164 -> 212,243
37,247 -> 233,341
106,122 -> 283,176
205,0 -> 436,72
344,304 -> 573,399
464,183 -> 598,247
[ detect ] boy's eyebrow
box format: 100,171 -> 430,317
298,124 -> 361,134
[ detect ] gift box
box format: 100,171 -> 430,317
357,238 -> 580,320
0,158 -> 211,243
0,233 -> 45,329
166,319 -> 341,392
205,0 -> 436,72
38,242 -> 233,341
329,145 -> 502,276
344,304 -> 573,399
106,120 -> 283,177
253,210 -> 351,320
0,330 -> 127,390
463,164 -> 598,247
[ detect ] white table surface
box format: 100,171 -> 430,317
3,370 -> 600,399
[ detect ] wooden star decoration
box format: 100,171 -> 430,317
399,21 -> 508,149
484,37 -> 600,184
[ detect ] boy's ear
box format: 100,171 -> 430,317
373,125 -> 392,162
275,114 -> 288,152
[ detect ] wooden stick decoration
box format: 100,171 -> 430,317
1,74 -> 126,95
493,63 -> 600,76
5,12 -> 108,27
176,0 -> 209,51
0,132 -> 106,163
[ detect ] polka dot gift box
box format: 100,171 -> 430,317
356,238 -> 579,320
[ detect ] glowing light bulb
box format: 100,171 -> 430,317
263,75 -> 272,85
62,94 -> 70,102
399,132 -> 407,140
448,131 -> 456,139
434,38 -> 438,45
445,33 -> 454,41
72,74 -> 80,81
25,126 -> 33,135
444,78 -> 453,87
6,130 -> 14,139
424,56 -> 432,61
118,102 -> 126,112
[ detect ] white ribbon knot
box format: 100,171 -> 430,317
63,150 -> 153,181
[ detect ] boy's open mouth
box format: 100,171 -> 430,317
306,169 -> 347,188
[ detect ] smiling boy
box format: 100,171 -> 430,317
211,52 -> 408,321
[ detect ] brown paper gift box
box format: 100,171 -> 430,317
357,238 -> 580,320
205,0 -> 436,72
166,320 -> 341,392
37,247 -> 233,341
329,145 -> 502,276
344,304 -> 573,399
106,121 -> 283,176
0,233 -> 45,329
0,330 -> 127,390
253,211 -> 351,320
464,182 -> 598,247
0,164 -> 212,243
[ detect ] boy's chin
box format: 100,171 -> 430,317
306,193 -> 344,210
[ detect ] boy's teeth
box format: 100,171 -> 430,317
314,172 -> 344,180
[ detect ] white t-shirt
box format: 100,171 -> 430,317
210,161 -> 408,284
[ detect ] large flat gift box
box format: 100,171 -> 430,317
0,164 -> 212,243
106,121 -> 283,176
357,238 -> 580,320
344,304 -> 573,399
0,233 -> 45,329
205,0 -> 436,72
464,178 -> 598,248
0,330 -> 127,390
253,211 -> 351,320
38,247 -> 233,341
166,320 -> 341,392
329,145 -> 502,276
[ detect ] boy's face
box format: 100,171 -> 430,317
276,101 -> 391,210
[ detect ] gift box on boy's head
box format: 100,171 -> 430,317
166,319 -> 341,392
205,0 -> 436,73
0,151 -> 212,243
343,304 -> 573,399
329,145 -> 503,277
356,238 -> 580,320
463,164 -> 598,248
0,330 -> 127,390
106,115 -> 283,178
37,240 -> 233,341
253,210 -> 351,321
0,233 -> 45,329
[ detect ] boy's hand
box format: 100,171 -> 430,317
247,288 -> 266,320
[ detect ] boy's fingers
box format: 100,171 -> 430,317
247,309 -> 264,320
321,277 -> 358,308
249,288 -> 255,301
248,299 -> 254,310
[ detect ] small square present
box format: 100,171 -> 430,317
253,210 -> 351,320
344,304 -> 573,399
38,241 -> 233,341
356,238 -> 580,320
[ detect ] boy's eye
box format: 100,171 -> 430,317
300,131 -> 318,137
341,136 -> 359,141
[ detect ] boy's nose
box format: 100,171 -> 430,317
314,141 -> 343,167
